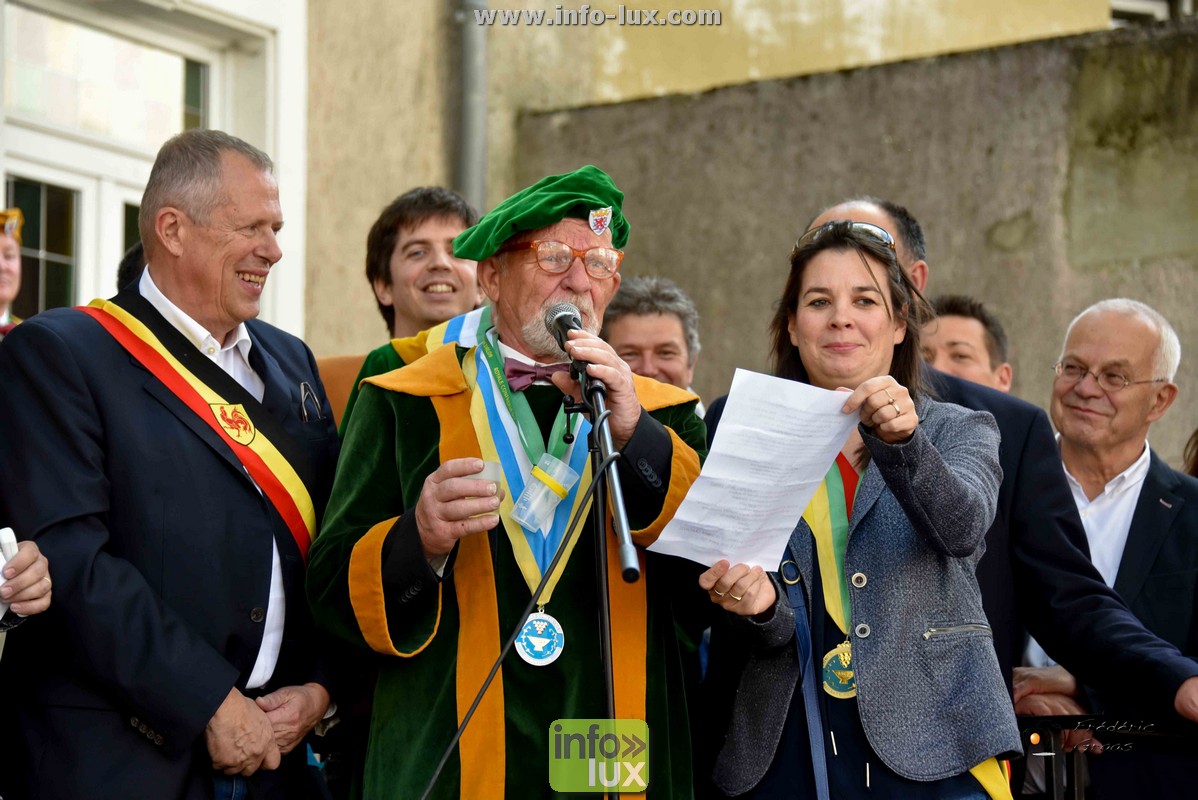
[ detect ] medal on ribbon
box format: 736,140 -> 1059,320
822,639 -> 856,698
467,332 -> 593,666
514,610 -> 566,666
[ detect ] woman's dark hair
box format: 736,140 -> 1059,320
768,220 -> 933,400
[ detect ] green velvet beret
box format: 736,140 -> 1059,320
453,165 -> 629,261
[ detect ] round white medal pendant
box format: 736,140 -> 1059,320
515,611 -> 565,666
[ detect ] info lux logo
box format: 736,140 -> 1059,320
548,719 -> 649,793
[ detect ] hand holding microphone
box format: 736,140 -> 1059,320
543,303 -> 642,449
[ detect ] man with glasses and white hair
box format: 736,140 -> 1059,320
1017,298 -> 1198,799
307,165 -> 706,799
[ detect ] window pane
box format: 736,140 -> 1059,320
12,255 -> 39,319
184,59 -> 207,130
124,203 -> 140,252
4,176 -> 79,316
9,178 -> 40,249
43,260 -> 74,310
44,185 -> 75,258
4,5 -> 196,150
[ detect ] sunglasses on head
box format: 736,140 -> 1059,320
794,220 -> 896,252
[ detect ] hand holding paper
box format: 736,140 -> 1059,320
647,369 -> 858,568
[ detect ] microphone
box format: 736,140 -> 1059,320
544,302 -> 583,353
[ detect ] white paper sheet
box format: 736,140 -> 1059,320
648,369 -> 858,568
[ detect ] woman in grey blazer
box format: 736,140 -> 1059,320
700,221 -> 1020,799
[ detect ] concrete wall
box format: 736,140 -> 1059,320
305,0 -> 460,354
515,20 -> 1198,468
303,0 -> 1110,358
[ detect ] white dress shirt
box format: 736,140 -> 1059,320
140,267 -> 284,689
1023,439 -> 1152,668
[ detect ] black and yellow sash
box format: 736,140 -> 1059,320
79,294 -> 319,560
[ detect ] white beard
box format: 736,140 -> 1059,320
520,296 -> 600,361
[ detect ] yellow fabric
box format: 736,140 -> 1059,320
970,757 -> 1013,800
630,372 -> 700,412
365,342 -> 466,396
629,426 -> 702,547
608,505 -> 648,732
348,517 -> 442,656
430,387 -> 506,800
390,328 -> 433,367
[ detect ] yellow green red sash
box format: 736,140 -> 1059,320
80,299 -> 317,560
803,454 -> 858,636
803,454 -> 1009,798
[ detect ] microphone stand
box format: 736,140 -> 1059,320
565,363 -> 639,729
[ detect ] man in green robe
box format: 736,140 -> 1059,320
307,166 -> 707,799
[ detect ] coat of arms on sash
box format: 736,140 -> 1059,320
212,403 -> 256,445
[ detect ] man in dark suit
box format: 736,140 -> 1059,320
1013,299 -> 1198,796
0,129 -> 339,799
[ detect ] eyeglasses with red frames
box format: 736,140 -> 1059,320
795,220 -> 897,252
497,239 -> 624,280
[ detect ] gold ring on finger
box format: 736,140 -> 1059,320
730,594 -> 744,602
713,589 -> 726,597
891,400 -> 901,417
43,575 -> 52,589
885,389 -> 895,403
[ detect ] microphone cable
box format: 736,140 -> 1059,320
420,415 -> 620,800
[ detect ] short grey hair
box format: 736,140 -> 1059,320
601,275 -> 701,365
139,129 -> 273,254
1062,298 -> 1181,381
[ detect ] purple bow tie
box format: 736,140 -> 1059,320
504,359 -> 569,392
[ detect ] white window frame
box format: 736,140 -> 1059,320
1,0 -> 308,334
4,155 -> 97,306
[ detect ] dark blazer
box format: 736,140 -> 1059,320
704,372 -> 1198,717
1088,451 -> 1198,798
0,293 -> 340,800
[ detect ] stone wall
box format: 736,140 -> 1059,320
515,20 -> 1198,467
303,0 -> 1109,358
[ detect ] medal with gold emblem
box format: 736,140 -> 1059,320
822,639 -> 856,698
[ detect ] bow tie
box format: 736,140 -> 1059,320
504,359 -> 569,392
